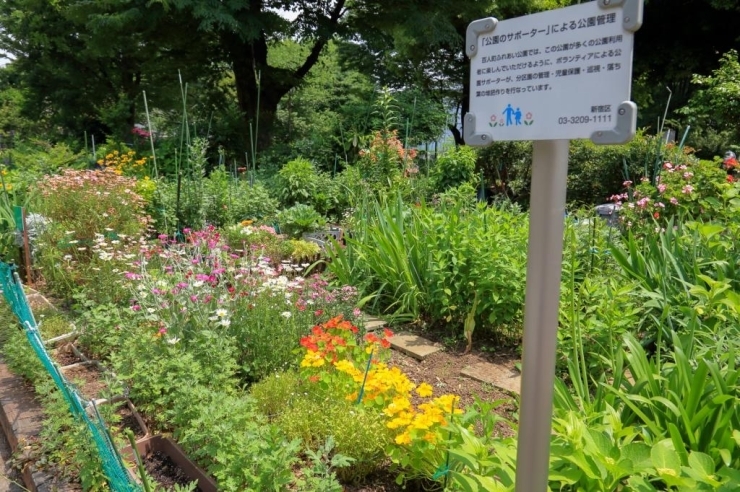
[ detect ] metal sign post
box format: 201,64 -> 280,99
465,1 -> 643,490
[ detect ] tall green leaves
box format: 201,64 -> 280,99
326,194 -> 431,322
326,195 -> 529,338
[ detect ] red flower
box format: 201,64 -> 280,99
727,174 -> 735,183
314,309 -> 323,317
383,328 -> 394,338
653,212 -> 660,219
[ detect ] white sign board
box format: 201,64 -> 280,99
466,1 -> 639,143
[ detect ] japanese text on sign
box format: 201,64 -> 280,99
468,1 -> 635,141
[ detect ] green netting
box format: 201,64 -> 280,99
0,262 -> 141,492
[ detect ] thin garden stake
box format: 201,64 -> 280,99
142,91 -> 159,179
678,126 -> 691,150
356,346 -> 375,405
91,135 -> 96,162
126,429 -> 152,492
659,86 -> 672,138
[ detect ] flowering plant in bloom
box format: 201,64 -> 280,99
297,317 -> 463,452
122,226 -> 360,381
34,169 -> 151,244
610,155 -> 737,232
32,169 -> 152,300
357,130 -> 418,187
97,149 -> 148,177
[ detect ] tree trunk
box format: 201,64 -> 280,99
223,0 -> 347,161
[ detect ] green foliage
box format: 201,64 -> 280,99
431,146 -> 477,193
0,306 -> 108,490
175,392 -> 303,492
250,372 -> 392,483
288,239 -> 321,262
328,195 -> 528,340
273,157 -> 322,208
611,221 -> 740,348
37,312 -> 73,340
277,203 -> 326,239
295,436 -> 353,492
74,297 -> 129,361
153,175 -> 279,233
679,50 -> 740,155
327,195 -> 431,322
477,133 -> 694,207
616,156 -> 738,231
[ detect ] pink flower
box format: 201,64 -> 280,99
657,184 -> 667,193
682,185 -> 694,194
683,172 -> 693,179
623,180 -> 633,188
131,305 -> 141,312
670,197 -> 679,205
663,162 -> 673,170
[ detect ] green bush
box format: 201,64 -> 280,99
277,203 -> 326,239
250,372 -> 392,483
327,195 -> 529,340
431,145 -> 477,193
476,132 -> 693,207
273,157 -> 322,208
152,174 -> 278,233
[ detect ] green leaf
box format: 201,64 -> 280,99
448,471 -> 482,492
474,475 -> 511,492
651,439 -> 681,476
687,451 -> 715,478
449,449 -> 480,471
621,442 -> 653,473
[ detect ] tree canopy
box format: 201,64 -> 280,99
0,0 -> 738,156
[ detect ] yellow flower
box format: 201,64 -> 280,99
395,432 -> 412,445
410,412 -> 436,430
383,396 -> 412,417
433,394 -> 463,414
301,350 -> 325,368
415,383 -> 434,398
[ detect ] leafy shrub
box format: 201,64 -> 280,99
175,391 -> 303,492
431,145 -> 477,192
357,130 -> 417,188
288,239 -> 321,262
277,203 -> 326,239
31,170 -> 151,302
250,372 -> 392,483
476,132 -> 694,207
613,157 -> 735,231
328,196 -> 529,340
679,50 -> 740,156
273,157 -> 321,208
153,171 -> 278,233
